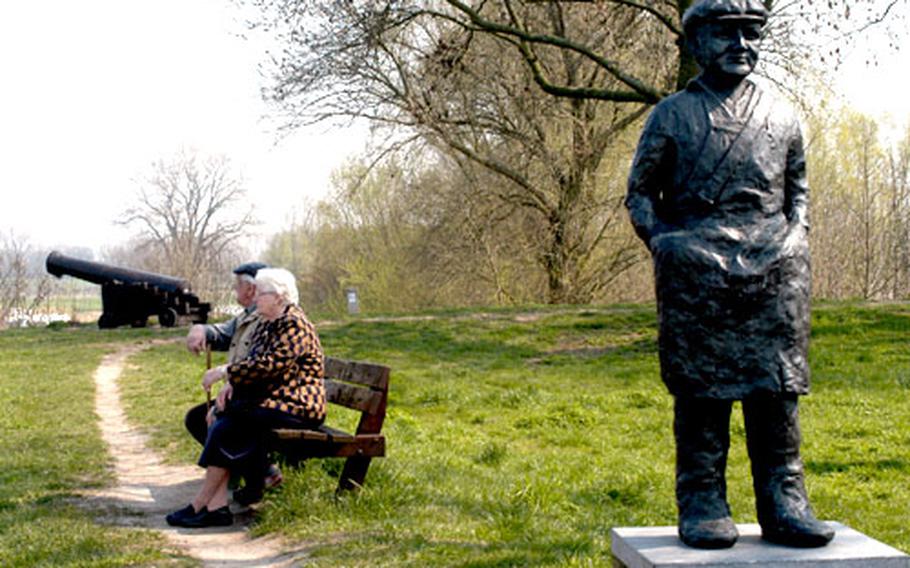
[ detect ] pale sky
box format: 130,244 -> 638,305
1,1 -> 908,256
0,0 -> 365,255
834,24 -> 910,142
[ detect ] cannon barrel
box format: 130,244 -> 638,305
46,251 -> 191,294
45,251 -> 210,328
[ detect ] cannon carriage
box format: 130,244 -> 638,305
45,251 -> 210,328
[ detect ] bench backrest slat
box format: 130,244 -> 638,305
324,357 -> 390,391
323,356 -> 390,436
324,379 -> 384,415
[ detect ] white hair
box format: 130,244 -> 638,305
254,268 -> 299,305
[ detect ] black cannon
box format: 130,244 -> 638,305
46,251 -> 211,328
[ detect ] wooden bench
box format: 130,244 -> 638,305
270,356 -> 390,493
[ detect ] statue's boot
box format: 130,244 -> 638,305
675,397 -> 738,549
743,395 -> 834,548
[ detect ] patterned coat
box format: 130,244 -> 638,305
625,77 -> 811,399
226,304 -> 327,421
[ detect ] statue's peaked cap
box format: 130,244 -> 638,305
682,0 -> 768,32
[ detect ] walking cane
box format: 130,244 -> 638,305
205,344 -> 213,412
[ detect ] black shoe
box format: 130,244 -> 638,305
165,504 -> 200,526
170,505 -> 233,528
677,484 -> 739,549
233,485 -> 264,506
679,515 -> 739,549
752,461 -> 834,548
761,515 -> 834,548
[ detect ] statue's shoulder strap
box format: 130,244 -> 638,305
699,82 -> 766,204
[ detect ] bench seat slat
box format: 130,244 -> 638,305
271,430 -> 385,458
319,425 -> 356,442
271,425 -> 356,442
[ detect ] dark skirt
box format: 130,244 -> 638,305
197,404 -> 322,481
185,402 -> 210,446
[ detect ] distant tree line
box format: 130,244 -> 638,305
5,110 -> 907,323
1,149 -> 257,326
807,109 -> 910,300
261,106 -> 910,314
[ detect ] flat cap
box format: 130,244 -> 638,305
233,261 -> 269,277
682,0 -> 768,32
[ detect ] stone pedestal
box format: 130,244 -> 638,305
611,523 -> 909,568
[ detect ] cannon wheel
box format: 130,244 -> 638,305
158,308 -> 178,328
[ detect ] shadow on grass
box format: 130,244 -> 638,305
325,308 -> 658,357
806,458 -> 907,475
308,532 -> 604,568
811,306 -> 910,339
0,495 -> 190,567
529,337 -> 658,364
322,321 -> 540,364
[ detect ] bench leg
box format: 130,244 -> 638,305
337,456 -> 372,493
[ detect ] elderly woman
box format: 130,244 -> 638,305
166,268 -> 326,528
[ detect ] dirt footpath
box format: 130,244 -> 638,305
82,342 -> 307,567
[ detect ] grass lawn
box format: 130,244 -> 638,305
117,302 -> 910,566
0,325 -> 195,567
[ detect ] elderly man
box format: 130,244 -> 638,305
183,261 -> 282,495
625,0 -> 833,549
186,261 -> 268,363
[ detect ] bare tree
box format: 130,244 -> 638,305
250,0 -> 903,114
805,102 -> 910,301
0,233 -> 53,329
886,125 -> 910,298
255,1 -> 667,302
120,149 -> 257,295
851,117 -> 889,298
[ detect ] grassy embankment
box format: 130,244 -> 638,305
0,326 -> 194,567
117,302 -> 910,566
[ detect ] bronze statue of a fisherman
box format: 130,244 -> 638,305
625,0 -> 834,549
